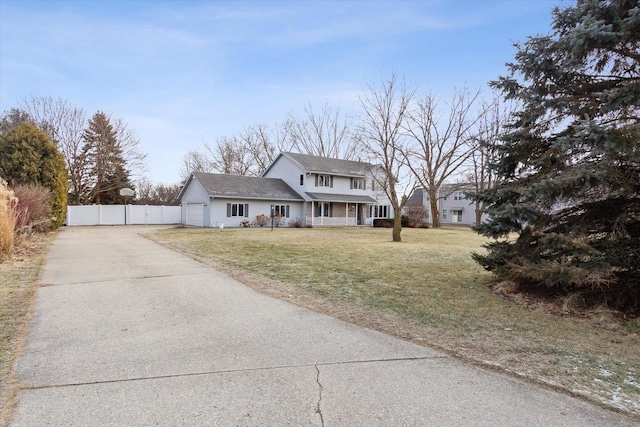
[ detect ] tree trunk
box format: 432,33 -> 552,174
475,201 -> 486,225
392,213 -> 402,242
428,190 -> 440,228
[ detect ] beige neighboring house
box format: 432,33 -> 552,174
178,152 -> 393,227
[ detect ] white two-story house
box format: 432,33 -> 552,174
178,152 -> 393,227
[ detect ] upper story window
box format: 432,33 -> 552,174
351,178 -> 365,190
300,174 -> 304,185
316,174 -> 333,188
453,191 -> 466,201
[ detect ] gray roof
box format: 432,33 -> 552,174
306,192 -> 377,203
283,152 -> 375,177
192,172 -> 304,201
406,188 -> 424,206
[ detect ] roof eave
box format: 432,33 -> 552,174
176,173 -> 196,200
210,195 -> 304,201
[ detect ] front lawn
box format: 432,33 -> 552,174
149,226 -> 640,416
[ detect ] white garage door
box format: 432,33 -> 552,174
186,203 -> 204,227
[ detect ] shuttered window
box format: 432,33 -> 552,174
227,203 -> 249,217
273,204 -> 290,218
351,178 -> 365,190
316,175 -> 332,188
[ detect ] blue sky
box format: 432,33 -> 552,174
0,0 -> 563,184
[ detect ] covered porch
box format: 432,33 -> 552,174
305,193 -> 377,227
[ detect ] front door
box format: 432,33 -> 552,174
356,203 -> 363,225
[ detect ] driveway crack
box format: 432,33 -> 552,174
315,365 -> 325,427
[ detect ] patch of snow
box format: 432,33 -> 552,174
598,367 -> 613,378
625,376 -> 640,390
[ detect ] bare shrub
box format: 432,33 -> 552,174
12,183 -> 53,233
404,205 -> 427,227
253,214 -> 270,227
0,178 -> 18,258
273,214 -> 285,228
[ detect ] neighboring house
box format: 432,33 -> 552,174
406,184 -> 488,226
178,152 -> 393,227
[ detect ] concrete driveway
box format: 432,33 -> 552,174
10,226 -> 635,426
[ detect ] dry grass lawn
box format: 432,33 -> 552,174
150,226 -> 640,417
0,233 -> 55,427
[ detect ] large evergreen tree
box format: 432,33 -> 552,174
0,122 -> 68,227
473,0 -> 640,308
82,112 -> 132,204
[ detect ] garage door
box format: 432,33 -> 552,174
186,203 -> 204,227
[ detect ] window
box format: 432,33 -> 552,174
315,202 -> 332,217
442,209 -> 448,220
316,174 -> 332,188
452,210 -> 463,223
453,192 -> 465,201
351,178 -> 365,190
272,204 -> 290,218
300,174 -> 304,185
227,203 -> 249,217
370,205 -> 389,218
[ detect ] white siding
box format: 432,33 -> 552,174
262,156 -> 306,198
179,177 -> 211,226
307,174 -> 350,194
210,199 -> 305,228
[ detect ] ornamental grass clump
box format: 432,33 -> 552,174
0,178 -> 18,259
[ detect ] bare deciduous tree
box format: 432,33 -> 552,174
183,121 -> 294,179
111,116 -> 147,182
18,96 -> 89,204
237,122 -> 289,174
205,136 -> 254,176
179,150 -> 214,180
467,95 -> 513,224
135,178 -> 181,205
358,73 -> 416,242
287,102 -> 359,160
16,97 -> 147,205
404,87 -> 483,228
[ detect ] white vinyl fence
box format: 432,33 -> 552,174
66,205 -> 181,226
